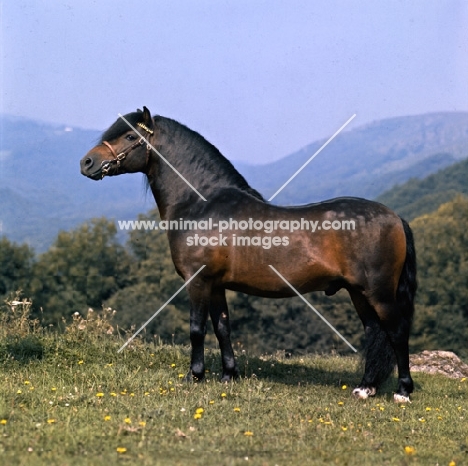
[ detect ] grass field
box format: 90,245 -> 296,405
0,300 -> 466,465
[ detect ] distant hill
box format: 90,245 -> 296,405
235,112 -> 468,204
0,115 -> 154,251
376,157 -> 468,221
1,112 -> 467,251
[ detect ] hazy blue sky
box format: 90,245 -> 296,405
2,0 -> 467,163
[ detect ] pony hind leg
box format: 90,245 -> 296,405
349,290 -> 396,400
209,288 -> 239,382
371,300 -> 414,403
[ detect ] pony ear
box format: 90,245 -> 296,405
142,106 -> 153,128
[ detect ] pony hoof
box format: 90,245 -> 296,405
393,393 -> 411,403
352,387 -> 376,400
220,372 -> 239,383
183,372 -> 204,383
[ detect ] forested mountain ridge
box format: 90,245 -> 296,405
376,157 -> 468,221
236,112 -> 468,204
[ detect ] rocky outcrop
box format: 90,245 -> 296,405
410,350 -> 468,379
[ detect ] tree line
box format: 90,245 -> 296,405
1,195 -> 467,359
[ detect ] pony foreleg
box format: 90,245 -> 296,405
209,289 -> 239,382
186,289 -> 209,382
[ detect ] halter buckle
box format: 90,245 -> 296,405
101,161 -> 111,178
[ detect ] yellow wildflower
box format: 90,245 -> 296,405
124,418 -> 131,424
244,431 -> 253,436
96,392 -> 104,397
234,407 -> 241,412
47,419 -> 56,424
116,447 -> 127,454
0,419 -> 7,425
194,413 -> 202,420
104,415 -> 111,421
404,446 -> 415,455
195,408 -> 204,414
341,385 -> 347,390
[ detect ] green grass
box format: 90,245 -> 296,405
0,300 -> 466,465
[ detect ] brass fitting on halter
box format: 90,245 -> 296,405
137,122 -> 154,135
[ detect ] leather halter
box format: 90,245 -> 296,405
100,125 -> 153,178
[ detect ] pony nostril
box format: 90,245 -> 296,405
84,157 -> 93,167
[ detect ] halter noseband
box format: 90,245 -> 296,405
100,122 -> 154,178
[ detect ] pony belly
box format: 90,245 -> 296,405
224,280 -> 298,298
223,266 -> 338,298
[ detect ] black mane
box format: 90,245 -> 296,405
155,116 -> 264,201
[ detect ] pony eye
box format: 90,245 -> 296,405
125,134 -> 137,141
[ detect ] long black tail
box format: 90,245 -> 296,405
397,217 -> 417,325
362,217 -> 417,388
